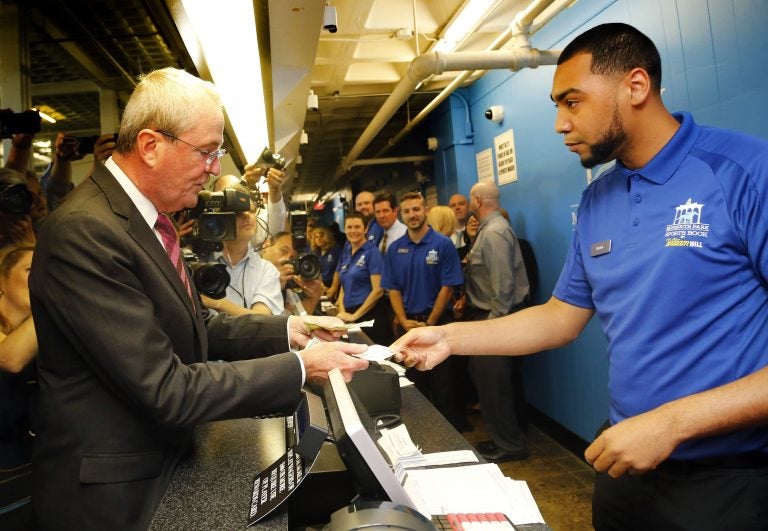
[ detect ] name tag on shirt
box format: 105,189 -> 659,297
590,240 -> 612,257
398,248 -> 409,254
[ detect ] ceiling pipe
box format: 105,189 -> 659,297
316,0 -> 570,200
350,155 -> 433,167
375,0 -> 575,158
316,45 -> 559,199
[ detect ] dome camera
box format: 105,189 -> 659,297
323,6 -> 338,33
484,105 -> 504,124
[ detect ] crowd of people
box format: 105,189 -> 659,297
3,21 -> 768,531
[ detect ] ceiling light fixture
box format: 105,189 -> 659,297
433,0 -> 499,53
300,130 -> 309,144
180,0 -> 267,163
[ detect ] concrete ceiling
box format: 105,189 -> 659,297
14,0 -> 564,203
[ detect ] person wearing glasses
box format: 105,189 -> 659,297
28,67 -> 368,530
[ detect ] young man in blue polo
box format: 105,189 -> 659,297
382,191 -> 468,431
392,23 -> 768,530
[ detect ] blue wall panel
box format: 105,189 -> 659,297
431,0 -> 768,442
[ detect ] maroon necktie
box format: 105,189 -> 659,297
155,213 -> 194,301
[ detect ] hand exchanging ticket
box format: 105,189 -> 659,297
354,344 -> 394,362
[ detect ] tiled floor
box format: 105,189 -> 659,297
461,410 -> 594,531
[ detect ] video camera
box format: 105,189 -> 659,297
182,250 -> 230,299
0,110 -> 42,138
181,188 -> 251,256
289,212 -> 321,280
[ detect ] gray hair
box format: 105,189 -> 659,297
116,67 -> 222,153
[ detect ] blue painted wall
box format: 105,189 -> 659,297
431,0 -> 768,442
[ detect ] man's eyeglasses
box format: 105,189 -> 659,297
156,130 -> 226,168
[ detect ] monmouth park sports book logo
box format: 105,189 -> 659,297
664,198 -> 709,248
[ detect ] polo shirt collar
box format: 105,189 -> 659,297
614,112 -> 700,185
408,226 -> 435,245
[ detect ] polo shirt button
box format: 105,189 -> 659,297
633,218 -> 639,226
634,193 -> 641,203
632,174 -> 640,182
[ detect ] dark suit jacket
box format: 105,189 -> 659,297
29,165 -> 303,530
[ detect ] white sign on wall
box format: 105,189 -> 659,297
475,148 -> 494,183
494,129 -> 518,185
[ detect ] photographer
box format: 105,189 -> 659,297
202,196 -> 285,316
261,231 -> 324,316
41,132 -> 117,211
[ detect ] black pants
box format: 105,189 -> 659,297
463,304 -> 526,452
347,298 -> 391,346
593,425 -> 768,530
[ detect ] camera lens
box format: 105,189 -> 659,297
0,183 -> 33,215
296,254 -> 321,280
190,262 -> 230,299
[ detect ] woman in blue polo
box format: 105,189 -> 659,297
335,212 -> 389,344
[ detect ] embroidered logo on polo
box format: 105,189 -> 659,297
425,249 -> 439,264
355,254 -> 367,268
664,198 -> 709,248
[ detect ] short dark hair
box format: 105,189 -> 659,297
558,23 -> 662,92
400,191 -> 424,204
373,192 -> 397,209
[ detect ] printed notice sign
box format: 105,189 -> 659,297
475,148 -> 494,183
494,129 -> 518,185
247,448 -> 308,526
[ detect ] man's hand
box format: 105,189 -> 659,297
585,407 -> 681,478
299,341 -> 369,383
92,133 -> 117,164
401,319 -> 425,331
390,326 -> 452,370
242,163 -> 265,189
288,315 -> 347,346
265,167 -> 285,201
55,133 -> 84,162
336,311 -> 356,322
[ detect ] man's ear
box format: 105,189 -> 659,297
626,67 -> 652,106
135,129 -> 160,168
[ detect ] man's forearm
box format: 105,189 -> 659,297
428,286 -> 454,325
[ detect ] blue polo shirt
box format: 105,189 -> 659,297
366,218 -> 384,246
319,245 -> 341,286
381,227 -> 463,315
554,112 -> 768,460
337,240 -> 384,308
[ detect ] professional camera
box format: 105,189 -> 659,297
0,182 -> 33,215
254,146 -> 286,171
289,212 -> 321,280
182,250 -> 230,299
181,188 -> 251,255
0,110 -> 42,138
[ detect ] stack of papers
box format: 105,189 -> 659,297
377,424 -> 421,464
401,463 -> 545,525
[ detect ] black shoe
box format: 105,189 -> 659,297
475,440 -> 495,453
476,441 -> 528,463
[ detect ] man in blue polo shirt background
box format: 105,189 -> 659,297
392,23 -> 768,530
382,191 -> 468,432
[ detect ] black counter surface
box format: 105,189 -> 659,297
150,384 -> 550,530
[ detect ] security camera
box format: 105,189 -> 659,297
484,105 -> 504,124
323,6 -> 338,33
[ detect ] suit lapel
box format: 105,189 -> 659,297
91,166 -> 207,353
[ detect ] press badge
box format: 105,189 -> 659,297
590,240 -> 612,257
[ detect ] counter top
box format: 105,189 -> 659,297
150,385 -> 549,530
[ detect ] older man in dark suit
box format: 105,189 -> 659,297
28,67 -> 367,530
